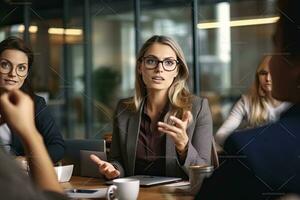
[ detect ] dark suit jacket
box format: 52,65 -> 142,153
196,104 -> 300,199
10,95 -> 65,163
110,96 -> 213,179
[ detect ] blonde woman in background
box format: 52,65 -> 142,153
197,0 -> 300,197
215,55 -> 291,146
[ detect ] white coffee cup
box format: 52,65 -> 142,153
189,165 -> 214,195
54,165 -> 74,182
106,178 -> 140,200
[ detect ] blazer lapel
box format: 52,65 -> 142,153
126,99 -> 145,176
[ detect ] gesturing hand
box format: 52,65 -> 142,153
90,154 -> 120,180
157,111 -> 193,152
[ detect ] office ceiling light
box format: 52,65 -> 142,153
48,28 -> 82,36
198,16 -> 280,29
65,29 -> 82,35
13,25 -> 38,33
48,28 -> 64,35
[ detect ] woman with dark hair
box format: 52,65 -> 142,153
90,35 -> 215,179
0,36 -> 64,163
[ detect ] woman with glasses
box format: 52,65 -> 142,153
215,56 -> 291,146
91,35 -> 213,179
0,36 -> 64,163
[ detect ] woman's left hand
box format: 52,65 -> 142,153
158,111 -> 192,152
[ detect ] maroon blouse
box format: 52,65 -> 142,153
134,102 -> 168,176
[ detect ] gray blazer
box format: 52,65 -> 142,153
110,96 -> 213,179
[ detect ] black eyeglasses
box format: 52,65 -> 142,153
0,59 -> 28,77
143,56 -> 179,72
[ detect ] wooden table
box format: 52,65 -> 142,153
61,176 -> 194,200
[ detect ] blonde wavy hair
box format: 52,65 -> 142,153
126,35 -> 193,115
247,55 -> 273,126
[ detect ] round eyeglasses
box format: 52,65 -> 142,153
143,56 -> 178,72
0,59 -> 28,77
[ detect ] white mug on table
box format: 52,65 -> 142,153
106,178 -> 140,200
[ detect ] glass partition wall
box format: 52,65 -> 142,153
91,0 -> 134,139
198,0 -> 277,129
0,0 -> 277,138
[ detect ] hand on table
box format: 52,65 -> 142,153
158,111 -> 193,153
90,154 -> 120,180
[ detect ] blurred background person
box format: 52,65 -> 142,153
0,36 -> 64,163
196,0 -> 300,199
90,35 -> 214,180
215,55 -> 291,146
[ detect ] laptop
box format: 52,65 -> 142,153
106,175 -> 181,187
80,150 -> 107,178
